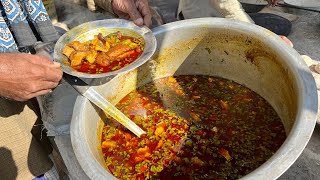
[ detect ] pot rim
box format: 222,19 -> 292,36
71,18 -> 318,180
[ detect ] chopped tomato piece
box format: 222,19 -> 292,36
220,100 -> 230,109
218,148 -> 232,161
155,126 -> 165,136
101,140 -> 116,149
155,140 -> 164,150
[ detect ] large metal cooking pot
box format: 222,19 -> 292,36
70,18 -> 318,179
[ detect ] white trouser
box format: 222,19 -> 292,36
178,0 -> 254,23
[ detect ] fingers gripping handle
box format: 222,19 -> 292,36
34,42 -> 55,59
34,42 -> 90,94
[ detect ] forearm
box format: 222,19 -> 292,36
210,0 -> 254,23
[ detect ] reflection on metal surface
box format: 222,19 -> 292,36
83,88 -> 146,137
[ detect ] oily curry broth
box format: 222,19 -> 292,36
100,75 -> 286,179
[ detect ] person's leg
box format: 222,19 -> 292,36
0,98 -> 53,180
210,0 -> 254,23
37,80 -> 78,138
177,0 -> 221,20
177,0 -> 254,23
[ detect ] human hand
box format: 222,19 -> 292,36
0,53 -> 63,101
112,0 -> 152,27
266,0 -> 280,6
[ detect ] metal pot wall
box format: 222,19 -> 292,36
70,18 -> 317,180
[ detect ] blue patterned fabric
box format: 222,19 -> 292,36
1,0 -> 28,24
0,0 -> 57,52
21,0 -> 50,23
0,5 -> 18,52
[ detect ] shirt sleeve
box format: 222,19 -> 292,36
210,0 -> 255,23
